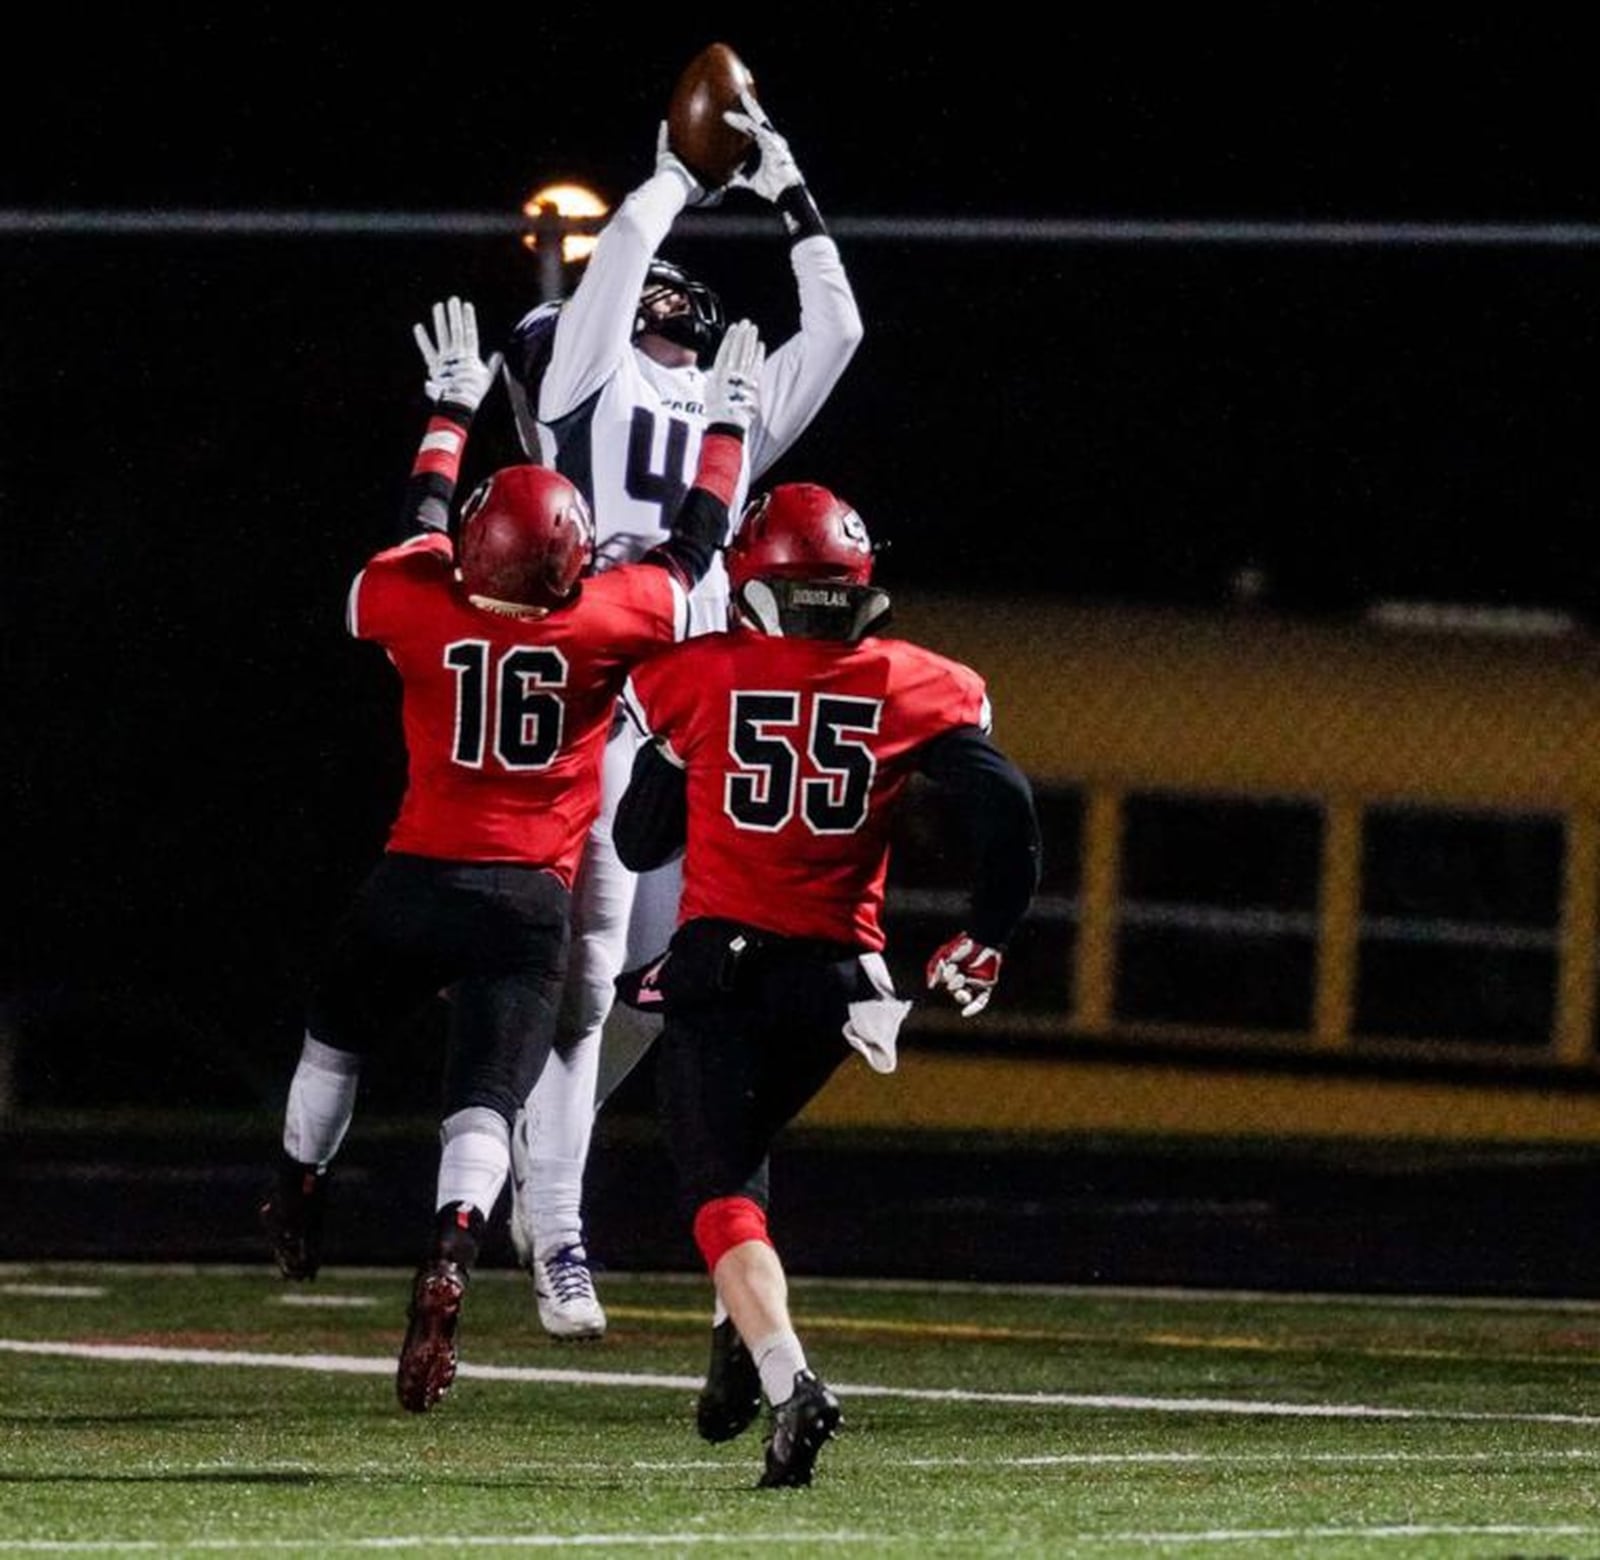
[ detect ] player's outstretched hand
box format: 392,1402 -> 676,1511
703,319 -> 765,432
413,296 -> 502,412
655,121 -> 723,208
925,932 -> 1003,1018
724,90 -> 803,202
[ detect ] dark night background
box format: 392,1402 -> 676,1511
4,13 -> 1597,1115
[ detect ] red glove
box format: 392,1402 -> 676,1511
925,933 -> 1003,1018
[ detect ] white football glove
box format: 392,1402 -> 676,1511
925,932 -> 1004,1018
702,318 -> 765,432
655,121 -> 723,208
413,296 -> 501,412
724,90 -> 803,201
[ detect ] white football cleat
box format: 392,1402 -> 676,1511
533,1243 -> 607,1340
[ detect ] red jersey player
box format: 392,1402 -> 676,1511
258,298 -> 765,1415
612,483 -> 1042,1487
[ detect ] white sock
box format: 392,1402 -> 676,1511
436,1107 -> 510,1217
283,1036 -> 361,1167
752,1329 -> 808,1405
527,1155 -> 585,1259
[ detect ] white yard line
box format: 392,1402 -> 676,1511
1083,1525 -> 1600,1547
0,1536 -> 879,1552
2,1337 -> 1597,1426
0,1284 -> 107,1298
3,1524 -> 1600,1553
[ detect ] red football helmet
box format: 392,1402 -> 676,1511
726,483 -> 874,592
726,483 -> 888,640
455,465 -> 594,615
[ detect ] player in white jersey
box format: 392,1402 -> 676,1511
500,94 -> 863,1338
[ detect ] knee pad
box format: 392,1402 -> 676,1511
692,1195 -> 771,1272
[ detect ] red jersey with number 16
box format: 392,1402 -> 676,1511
621,629 -> 992,949
349,532 -> 687,883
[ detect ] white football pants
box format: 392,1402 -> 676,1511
511,717 -> 676,1262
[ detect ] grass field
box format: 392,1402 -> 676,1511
2,1262 -> 1598,1557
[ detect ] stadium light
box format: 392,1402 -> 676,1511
521,183 -> 608,301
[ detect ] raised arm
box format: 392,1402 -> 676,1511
723,90 -> 865,477
534,130 -> 720,421
398,296 -> 501,540
642,318 -> 765,588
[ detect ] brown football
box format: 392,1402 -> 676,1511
667,42 -> 757,190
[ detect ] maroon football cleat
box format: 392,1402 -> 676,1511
396,1260 -> 467,1413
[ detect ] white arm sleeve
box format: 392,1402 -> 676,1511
537,171 -> 690,421
745,234 -> 865,479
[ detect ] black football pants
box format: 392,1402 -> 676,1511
306,851 -> 570,1124
652,918 -> 865,1218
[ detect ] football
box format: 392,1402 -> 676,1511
667,42 -> 757,191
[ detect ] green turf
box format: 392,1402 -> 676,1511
1,1263 -> 1597,1556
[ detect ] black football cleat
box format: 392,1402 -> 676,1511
696,1318 -> 763,1443
757,1370 -> 842,1488
396,1259 -> 467,1413
259,1157 -> 328,1281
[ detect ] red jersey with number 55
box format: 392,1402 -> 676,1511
349,532 -> 686,882
620,629 -> 992,948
